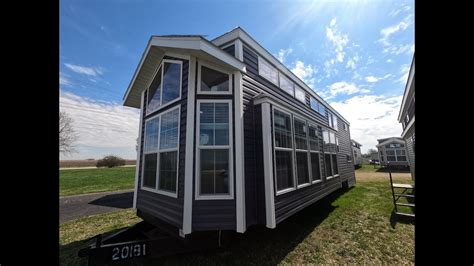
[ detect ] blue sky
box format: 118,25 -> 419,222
60,0 -> 414,159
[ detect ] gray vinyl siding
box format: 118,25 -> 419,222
136,56 -> 188,229
403,124 -> 415,179
335,118 -> 356,187
192,64 -> 236,231
241,44 -> 354,226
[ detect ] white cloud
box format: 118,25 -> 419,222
326,17 -> 349,63
291,60 -> 316,88
365,74 -> 392,83
386,59 -> 392,63
379,15 -> 413,46
383,43 -> 414,55
346,59 -> 356,70
276,48 -> 293,63
389,9 -> 401,17
65,63 -> 104,77
60,91 -> 140,160
328,81 -> 369,97
330,94 -> 403,153
60,72 -> 72,87
398,63 -> 411,84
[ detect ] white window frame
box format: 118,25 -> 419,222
195,99 -> 234,200
323,129 -> 339,180
272,107 -> 297,195
141,105 -> 181,198
294,86 -> 306,104
293,115 -> 311,188
197,60 -> 232,95
146,59 -> 183,115
278,73 -> 295,96
308,122 -> 322,184
258,56 -> 279,86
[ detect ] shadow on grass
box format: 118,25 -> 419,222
376,167 -> 411,173
88,192 -> 133,209
389,211 -> 415,229
61,188 -> 350,265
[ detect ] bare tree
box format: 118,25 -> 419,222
59,111 -> 77,154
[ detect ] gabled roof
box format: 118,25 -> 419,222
351,139 -> 362,146
376,137 -> 405,147
122,35 -> 246,108
211,27 -> 350,126
398,54 -> 415,122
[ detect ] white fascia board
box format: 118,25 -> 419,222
398,58 -> 415,121
401,116 -> 415,139
376,138 -> 407,147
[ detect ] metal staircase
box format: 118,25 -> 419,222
387,164 -> 415,218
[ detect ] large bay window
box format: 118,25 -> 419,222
196,100 -> 233,199
141,106 -> 180,197
146,60 -> 182,115
294,118 -> 310,187
273,109 -> 294,192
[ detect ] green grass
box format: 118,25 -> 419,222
60,175 -> 414,265
356,163 -> 381,172
60,167 -> 136,196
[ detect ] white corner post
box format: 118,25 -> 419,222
261,102 -> 276,229
234,70 -> 246,233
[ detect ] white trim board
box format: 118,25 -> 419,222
133,91 -> 146,209
261,102 -> 276,229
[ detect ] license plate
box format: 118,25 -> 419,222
111,243 -> 147,261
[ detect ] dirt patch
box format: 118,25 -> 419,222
356,171 -> 412,183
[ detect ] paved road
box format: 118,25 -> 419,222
60,189 -> 134,223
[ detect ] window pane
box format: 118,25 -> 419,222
322,129 -> 330,151
214,103 -> 229,145
258,58 -> 279,85
324,153 -> 332,177
295,86 -> 306,103
201,66 -> 229,92
387,156 -> 397,161
386,150 -> 395,155
274,110 -> 292,148
279,74 -> 294,95
311,153 -> 321,181
397,156 -> 407,161
214,149 -> 230,193
309,126 -> 319,151
200,149 -> 229,194
143,153 -> 157,188
310,97 -> 318,111
199,103 -> 215,146
147,66 -> 162,114
158,151 -> 177,192
294,119 -> 307,150
162,62 -> 181,104
395,149 -> 406,156
200,103 -> 229,146
144,117 -> 159,153
275,150 -> 294,191
160,108 -> 179,150
296,152 -> 309,185
333,114 -> 338,130
319,104 -> 326,116
331,154 -> 338,175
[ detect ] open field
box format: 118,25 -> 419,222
60,159 -> 136,168
60,167 -> 136,196
60,169 -> 414,265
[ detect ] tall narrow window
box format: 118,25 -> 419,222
310,97 -> 318,112
197,101 -> 232,199
158,108 -> 179,194
309,125 -> 321,182
147,60 -> 182,115
273,109 -> 294,192
142,116 -> 160,189
199,64 -> 230,93
294,118 -> 309,186
141,107 -> 180,197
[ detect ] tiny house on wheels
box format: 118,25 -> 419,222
376,137 -> 409,168
123,27 -> 356,238
351,140 -> 362,168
